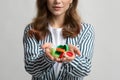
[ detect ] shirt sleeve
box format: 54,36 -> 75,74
66,24 -> 95,77
23,24 -> 55,77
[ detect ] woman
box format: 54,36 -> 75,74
23,0 -> 95,80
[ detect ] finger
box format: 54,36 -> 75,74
61,57 -> 67,62
45,48 -> 54,61
63,57 -> 72,62
54,58 -> 63,63
42,43 -> 48,49
42,43 -> 52,49
66,58 -> 72,62
46,53 -> 54,61
69,48 -> 74,53
68,44 -> 74,52
54,57 -> 60,62
74,48 -> 80,56
66,56 -> 72,62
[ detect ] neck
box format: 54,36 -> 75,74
49,14 -> 65,28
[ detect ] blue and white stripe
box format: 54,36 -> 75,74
23,23 -> 95,80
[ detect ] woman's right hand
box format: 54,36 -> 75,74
42,43 -> 62,62
42,43 -> 55,61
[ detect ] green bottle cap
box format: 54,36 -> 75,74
50,48 -> 60,58
64,44 -> 69,51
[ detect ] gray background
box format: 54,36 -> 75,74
0,0 -> 120,80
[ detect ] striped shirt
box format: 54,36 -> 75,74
23,23 -> 95,80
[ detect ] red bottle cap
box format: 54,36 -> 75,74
66,51 -> 73,57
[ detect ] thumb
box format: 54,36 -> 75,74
42,43 -> 52,49
74,48 -> 81,56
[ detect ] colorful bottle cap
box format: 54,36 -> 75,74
50,45 -> 72,58
50,48 -> 59,58
66,51 -> 73,57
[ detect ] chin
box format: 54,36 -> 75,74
52,12 -> 65,16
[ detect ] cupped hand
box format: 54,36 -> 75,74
42,43 -> 81,63
42,43 -> 54,61
68,44 -> 80,56
60,44 -> 81,62
42,43 -> 63,62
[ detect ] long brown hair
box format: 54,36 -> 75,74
29,0 -> 82,41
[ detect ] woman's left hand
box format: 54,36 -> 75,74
58,44 -> 81,63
